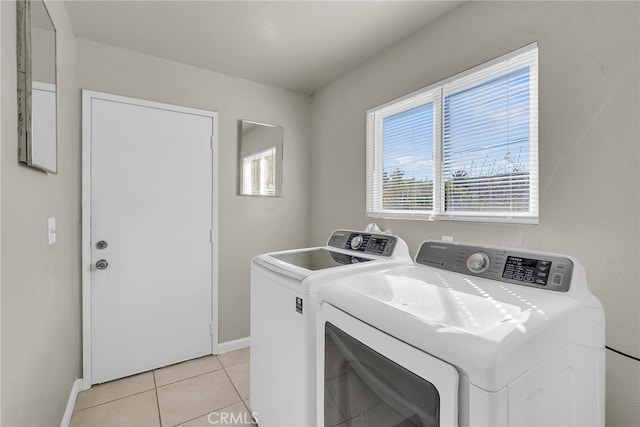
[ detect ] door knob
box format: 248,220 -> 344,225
96,259 -> 109,270
96,240 -> 108,250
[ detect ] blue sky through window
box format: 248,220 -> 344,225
381,66 -> 530,187
382,103 -> 434,182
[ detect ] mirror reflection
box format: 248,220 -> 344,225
31,0 -> 55,84
18,0 -> 57,173
239,120 -> 283,196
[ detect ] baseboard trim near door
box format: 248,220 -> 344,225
216,337 -> 250,354
60,378 -> 85,427
60,337 -> 248,426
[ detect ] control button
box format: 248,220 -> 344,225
535,278 -> 547,285
466,252 -> 490,274
525,277 -> 534,283
552,273 -> 563,286
350,234 -> 363,250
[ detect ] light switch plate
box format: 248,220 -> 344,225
48,217 -> 57,245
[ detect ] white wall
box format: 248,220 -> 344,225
76,38 -> 311,343
0,1 -> 3,423
1,0 -> 81,424
32,26 -> 55,84
310,1 -> 639,425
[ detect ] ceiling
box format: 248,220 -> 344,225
64,1 -> 464,94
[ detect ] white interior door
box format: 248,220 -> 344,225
84,91 -> 217,384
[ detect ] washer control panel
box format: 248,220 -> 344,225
415,241 -> 573,292
327,230 -> 398,257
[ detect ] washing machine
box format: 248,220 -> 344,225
250,228 -> 411,427
316,240 -> 605,427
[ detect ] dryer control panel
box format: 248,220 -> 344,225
415,241 -> 573,292
327,230 -> 398,257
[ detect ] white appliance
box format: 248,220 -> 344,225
250,229 -> 411,427
317,240 -> 605,427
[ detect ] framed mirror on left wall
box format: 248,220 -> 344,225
17,0 -> 57,173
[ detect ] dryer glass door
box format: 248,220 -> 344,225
321,305 -> 458,427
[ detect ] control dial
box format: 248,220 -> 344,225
350,234 -> 364,250
466,252 -> 490,273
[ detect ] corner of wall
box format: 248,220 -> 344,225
1,0 -> 82,424
0,0 -> 3,423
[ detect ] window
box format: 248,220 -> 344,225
367,43 -> 538,223
243,146 -> 276,196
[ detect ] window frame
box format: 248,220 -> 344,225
242,145 -> 277,196
366,43 -> 538,224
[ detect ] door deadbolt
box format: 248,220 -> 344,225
96,259 -> 109,270
96,240 -> 108,250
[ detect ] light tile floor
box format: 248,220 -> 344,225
70,348 -> 254,427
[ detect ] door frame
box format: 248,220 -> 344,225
81,90 -> 219,388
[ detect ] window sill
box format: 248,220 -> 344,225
368,211 -> 538,225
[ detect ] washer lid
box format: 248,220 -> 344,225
318,265 -> 604,392
252,247 -> 410,294
253,247 -> 381,283
252,229 -> 412,290
270,248 -> 373,271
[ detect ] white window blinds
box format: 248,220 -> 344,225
382,103 -> 434,211
367,43 -> 538,223
367,90 -> 438,220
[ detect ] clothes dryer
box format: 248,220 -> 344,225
317,240 -> 605,426
250,229 -> 411,427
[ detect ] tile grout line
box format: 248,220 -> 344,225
160,355 -> 246,426
156,371 -> 217,388
218,351 -> 252,418
162,354 -> 248,427
73,388 -> 155,414
173,399 -> 248,427
78,353 -> 249,425
220,361 -> 247,408
153,370 -> 164,427
154,355 -> 224,388
241,399 -> 257,425
170,356 -> 230,427
173,413 -> 208,426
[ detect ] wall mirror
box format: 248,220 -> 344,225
238,120 -> 283,196
17,0 -> 57,173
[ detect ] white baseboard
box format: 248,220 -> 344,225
216,336 -> 250,354
60,378 -> 84,427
